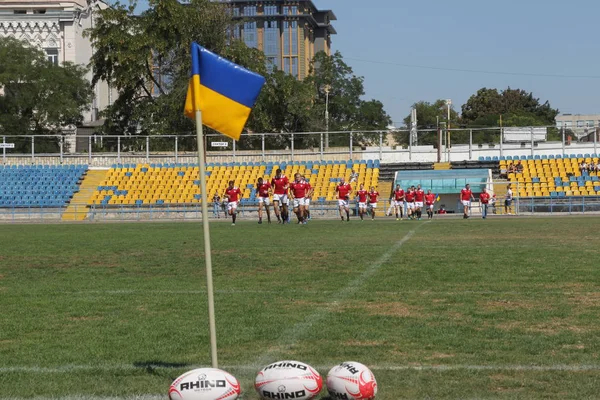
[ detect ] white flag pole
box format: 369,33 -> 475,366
195,109 -> 218,368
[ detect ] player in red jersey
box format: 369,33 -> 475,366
335,177 -> 352,221
302,175 -> 313,220
367,186 -> 379,220
479,187 -> 490,219
424,189 -> 436,219
356,183 -> 368,221
223,180 -> 242,226
289,173 -> 309,224
414,184 -> 425,220
460,183 -> 475,219
393,185 -> 405,220
255,177 -> 272,224
405,186 -> 416,220
271,169 -> 289,224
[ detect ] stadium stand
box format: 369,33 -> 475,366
501,154 -> 600,198
88,160 -> 381,206
0,165 -> 87,207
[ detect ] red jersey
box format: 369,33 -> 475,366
480,192 -> 490,204
289,181 -> 309,198
368,191 -> 379,203
304,181 -> 312,199
225,187 -> 241,203
394,189 -> 405,201
415,189 -> 425,202
271,175 -> 289,195
357,190 -> 368,203
425,193 -> 435,205
405,190 -> 415,202
336,183 -> 352,200
257,182 -> 271,198
461,188 -> 473,201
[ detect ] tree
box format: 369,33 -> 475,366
393,100 -> 459,147
461,87 -> 559,126
0,37 -> 93,151
86,0 -> 266,141
308,51 -> 391,146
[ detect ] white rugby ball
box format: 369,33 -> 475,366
255,360 -> 323,400
326,361 -> 377,400
169,368 -> 241,400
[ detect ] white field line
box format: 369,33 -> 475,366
2,363 -> 600,374
253,226 -> 422,365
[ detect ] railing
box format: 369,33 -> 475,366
2,126 -> 599,165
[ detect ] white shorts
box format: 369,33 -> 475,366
258,197 -> 270,206
369,203 -> 377,209
394,200 -> 403,207
272,194 -> 289,205
461,200 -> 471,207
304,198 -> 311,207
406,202 -> 415,209
359,202 -> 367,209
427,204 -> 434,210
415,201 -> 424,208
227,201 -> 237,211
338,199 -> 349,208
293,197 -> 306,208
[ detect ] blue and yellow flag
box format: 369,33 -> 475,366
184,42 -> 265,140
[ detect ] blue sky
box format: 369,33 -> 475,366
132,0 -> 600,126
315,0 -> 600,125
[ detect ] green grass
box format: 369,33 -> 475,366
1,217 -> 599,399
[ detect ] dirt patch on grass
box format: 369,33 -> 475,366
480,299 -> 552,311
68,316 -> 104,322
562,344 -> 585,350
342,301 -> 420,317
493,318 -> 589,335
0,274 -> 4,279
424,352 -> 455,360
344,339 -> 385,347
568,292 -> 600,307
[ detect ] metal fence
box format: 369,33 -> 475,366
2,126 -> 599,165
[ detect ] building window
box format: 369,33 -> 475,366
244,22 -> 257,48
282,6 -> 289,15
263,20 -> 279,70
13,9 -> 27,14
266,57 -> 277,73
565,121 -> 573,128
291,6 -> 298,15
556,121 -> 563,128
264,5 -> 277,15
283,21 -> 290,55
45,48 -> 58,65
243,6 -> 256,16
291,21 -> 298,54
232,7 -> 239,16
284,58 -> 290,74
33,9 -> 46,14
586,120 -> 594,127
576,120 -> 584,128
291,57 -> 298,77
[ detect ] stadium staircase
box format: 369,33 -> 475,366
62,170 -> 107,221
378,181 -> 393,199
434,162 -> 451,170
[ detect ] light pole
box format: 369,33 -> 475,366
324,84 -> 330,149
446,99 -> 452,162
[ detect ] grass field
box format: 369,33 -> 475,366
1,217 -> 599,399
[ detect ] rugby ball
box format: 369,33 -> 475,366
168,368 -> 241,400
255,360 -> 323,400
326,362 -> 377,400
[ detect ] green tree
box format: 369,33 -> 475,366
462,87 -> 559,126
393,100 -> 458,147
0,37 -> 92,151
308,51 -> 391,146
86,0 -> 266,142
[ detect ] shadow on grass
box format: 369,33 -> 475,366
133,360 -> 192,376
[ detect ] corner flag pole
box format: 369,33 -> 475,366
195,109 -> 218,368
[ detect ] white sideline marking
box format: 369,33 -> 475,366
254,226 -> 422,365
2,363 -> 599,375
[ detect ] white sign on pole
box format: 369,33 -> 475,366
211,142 -> 228,148
0,143 -> 15,149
